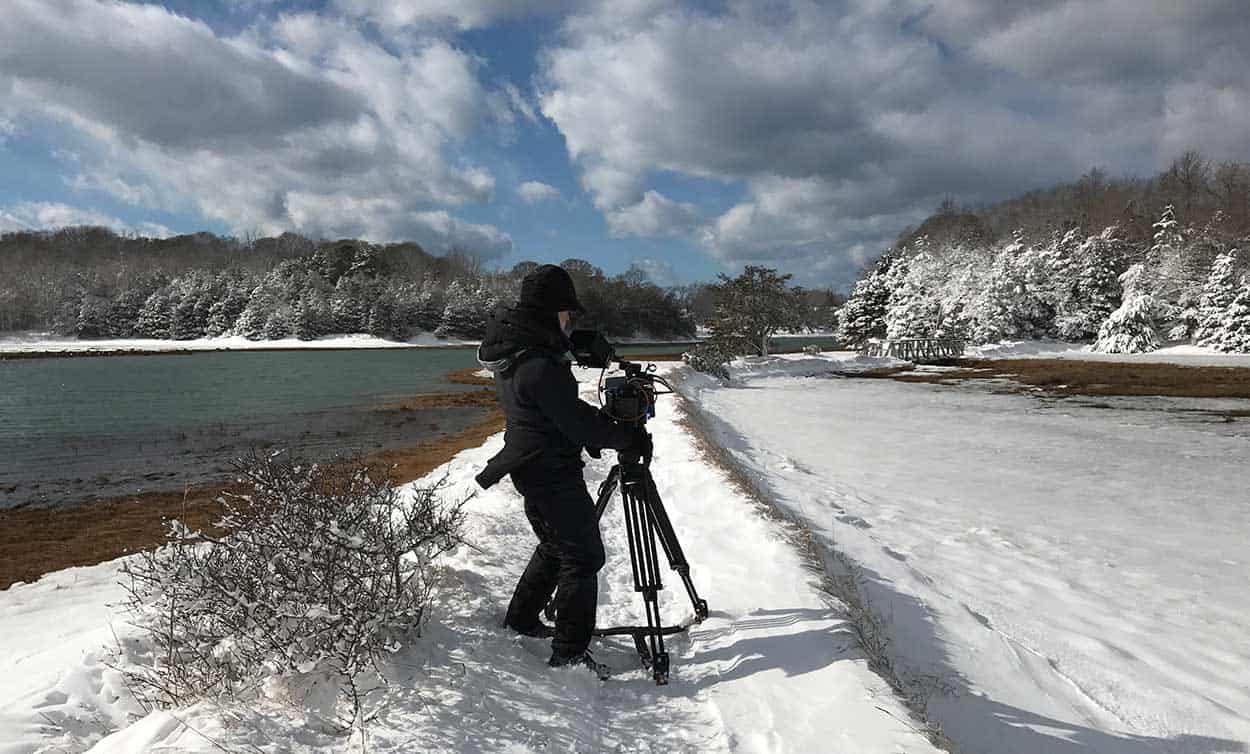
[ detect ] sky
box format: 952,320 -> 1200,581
2,0 -> 1249,290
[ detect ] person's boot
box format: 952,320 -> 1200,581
547,650 -> 611,680
504,619 -> 556,639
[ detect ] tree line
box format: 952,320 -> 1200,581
0,228 -> 699,341
837,152 -> 1250,354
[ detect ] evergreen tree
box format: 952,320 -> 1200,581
330,277 -> 370,334
262,305 -> 295,340
169,270 -> 214,340
838,255 -> 894,345
1054,229 -> 1123,340
1214,280 -> 1250,353
708,266 -> 803,356
75,293 -> 113,338
206,272 -> 252,337
234,286 -> 274,340
135,289 -> 174,339
109,272 -> 168,337
1195,250 -> 1239,346
884,254 -> 942,339
1093,265 -> 1162,353
294,286 -> 333,340
435,280 -> 491,339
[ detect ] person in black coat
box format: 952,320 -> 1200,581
476,264 -> 644,674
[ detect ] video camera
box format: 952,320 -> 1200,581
569,329 -> 673,427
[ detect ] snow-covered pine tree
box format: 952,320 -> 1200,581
135,288 -> 174,339
884,251 -> 942,340
1195,250 -> 1239,346
1214,279 -> 1250,353
262,305 -> 294,340
294,286 -> 333,340
1144,204 -> 1202,340
412,282 -> 443,334
330,276 -> 369,334
836,259 -> 894,346
233,285 -> 274,340
964,231 -> 1049,343
75,293 -> 112,338
1093,264 -> 1162,353
1054,228 -> 1123,340
169,271 -> 212,340
435,280 -> 491,339
205,271 -> 252,337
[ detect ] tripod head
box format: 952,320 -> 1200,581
569,329 -> 674,426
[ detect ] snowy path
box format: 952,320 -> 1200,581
0,366 -> 937,753
681,356 -> 1250,754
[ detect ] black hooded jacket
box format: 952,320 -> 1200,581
474,304 -> 635,489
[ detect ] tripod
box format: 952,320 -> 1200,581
579,445 -> 709,685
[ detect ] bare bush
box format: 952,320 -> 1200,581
114,450 -> 465,726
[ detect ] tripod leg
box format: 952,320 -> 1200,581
639,473 -> 710,622
621,482 -> 670,684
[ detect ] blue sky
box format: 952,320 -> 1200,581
3,1 -> 1249,289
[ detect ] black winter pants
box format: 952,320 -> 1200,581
505,465 -> 606,658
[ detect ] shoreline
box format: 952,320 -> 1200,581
0,342 -> 480,360
0,368 -> 502,591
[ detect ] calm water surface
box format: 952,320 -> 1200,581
0,348 -> 484,508
0,339 -> 839,508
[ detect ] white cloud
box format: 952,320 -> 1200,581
606,191 -> 700,238
0,201 -> 171,237
332,0 -> 571,30
0,1 -> 513,258
539,0 -> 1250,284
505,83 -> 538,123
517,180 -> 561,204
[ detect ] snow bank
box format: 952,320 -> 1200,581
681,358 -> 1250,754
968,338 -> 1250,367
0,366 -> 939,753
724,352 -> 907,380
0,331 -> 478,355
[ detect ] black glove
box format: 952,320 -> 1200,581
584,445 -> 603,459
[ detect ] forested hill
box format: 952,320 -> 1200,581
0,229 -> 697,341
838,152 -> 1250,354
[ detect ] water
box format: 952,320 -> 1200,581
0,337 -> 842,508
0,348 -> 484,508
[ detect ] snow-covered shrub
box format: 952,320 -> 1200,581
115,451 -> 465,724
682,342 -> 731,381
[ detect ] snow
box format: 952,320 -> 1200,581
0,365 -> 938,753
0,331 -> 478,355
968,339 -> 1250,368
681,354 -> 1250,754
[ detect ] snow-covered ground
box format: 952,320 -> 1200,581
967,339 -> 1250,368
0,331 -> 477,355
0,366 -> 938,753
681,353 -> 1250,754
